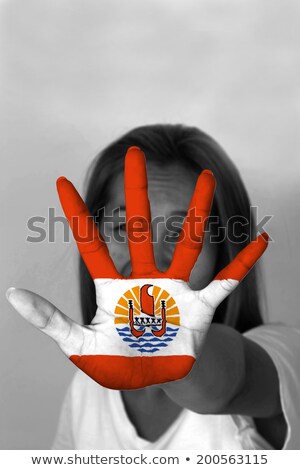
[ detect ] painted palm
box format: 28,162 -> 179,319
15,147 -> 269,390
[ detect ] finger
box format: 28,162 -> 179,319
6,288 -> 82,352
124,147 -> 156,277
167,170 -> 216,281
56,177 -> 121,279
200,232 -> 269,308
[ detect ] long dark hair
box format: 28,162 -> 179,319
79,124 -> 264,333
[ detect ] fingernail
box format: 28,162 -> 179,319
261,232 -> 269,241
56,176 -> 68,185
202,169 -> 214,176
6,287 -> 16,301
126,146 -> 144,157
128,146 -> 141,152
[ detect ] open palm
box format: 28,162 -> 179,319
7,147 -> 268,390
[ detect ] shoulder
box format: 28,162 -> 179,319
243,323 -> 300,449
243,322 -> 300,394
244,322 -> 300,346
243,323 -> 300,362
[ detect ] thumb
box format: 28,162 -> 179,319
6,288 -> 82,354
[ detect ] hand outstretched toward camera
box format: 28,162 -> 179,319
6,147 -> 268,390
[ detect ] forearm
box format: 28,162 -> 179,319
161,323 -> 282,418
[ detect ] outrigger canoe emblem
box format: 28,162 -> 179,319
129,284 -> 166,338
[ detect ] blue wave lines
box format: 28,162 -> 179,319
116,325 -> 179,353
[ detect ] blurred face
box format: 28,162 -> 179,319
100,162 -> 219,290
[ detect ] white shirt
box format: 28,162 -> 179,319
52,324 -> 300,450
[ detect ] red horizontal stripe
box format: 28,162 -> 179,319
70,355 -> 195,389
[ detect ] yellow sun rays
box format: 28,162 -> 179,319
114,286 -> 180,326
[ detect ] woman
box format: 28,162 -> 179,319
6,124 -> 300,449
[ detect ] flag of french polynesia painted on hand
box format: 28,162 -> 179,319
54,146 -> 268,390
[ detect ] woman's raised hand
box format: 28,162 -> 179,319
6,147 -> 268,390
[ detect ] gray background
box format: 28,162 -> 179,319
1,0 -> 299,449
